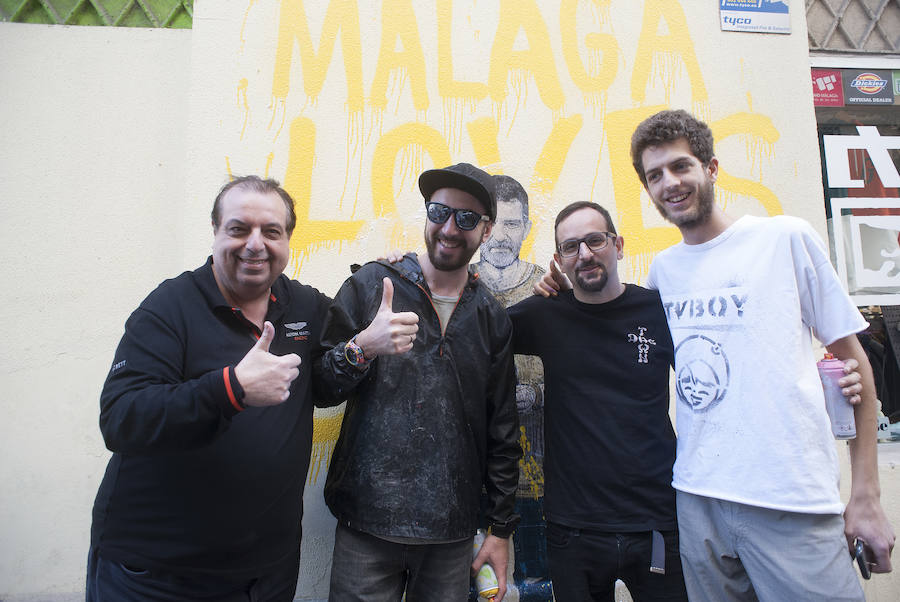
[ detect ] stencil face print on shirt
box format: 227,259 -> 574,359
675,335 -> 730,411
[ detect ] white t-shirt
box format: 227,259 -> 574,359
647,215 -> 867,514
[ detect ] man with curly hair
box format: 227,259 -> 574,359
631,109 -> 894,600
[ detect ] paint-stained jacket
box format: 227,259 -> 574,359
316,255 -> 520,540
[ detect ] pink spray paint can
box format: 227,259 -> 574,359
816,354 -> 856,440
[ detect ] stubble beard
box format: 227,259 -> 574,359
426,230 -> 479,272
654,178 -> 716,230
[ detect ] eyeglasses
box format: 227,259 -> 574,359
557,232 -> 616,257
426,201 -> 490,231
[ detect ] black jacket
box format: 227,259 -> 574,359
316,255 -> 521,540
91,258 -> 332,578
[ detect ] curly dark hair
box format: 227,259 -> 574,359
630,109 -> 714,186
211,175 -> 297,236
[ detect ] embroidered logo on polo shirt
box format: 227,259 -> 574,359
626,326 -> 656,364
285,321 -> 310,341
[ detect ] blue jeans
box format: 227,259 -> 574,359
546,522 -> 688,602
512,497 -> 549,583
85,546 -> 299,602
329,523 -> 471,602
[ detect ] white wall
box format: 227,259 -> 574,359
0,23 -> 190,599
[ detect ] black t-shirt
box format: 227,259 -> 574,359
508,284 -> 676,531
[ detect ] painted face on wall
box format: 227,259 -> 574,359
480,199 -> 531,269
553,207 -> 623,294
424,187 -> 493,272
641,138 -> 718,230
212,186 -> 290,304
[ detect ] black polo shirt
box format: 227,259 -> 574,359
91,258 -> 331,578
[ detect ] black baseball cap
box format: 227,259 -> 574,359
418,163 -> 496,221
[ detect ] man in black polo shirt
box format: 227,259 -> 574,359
86,176 -> 331,600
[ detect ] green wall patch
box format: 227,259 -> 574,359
0,0 -> 193,28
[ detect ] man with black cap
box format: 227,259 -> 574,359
316,163 -> 521,601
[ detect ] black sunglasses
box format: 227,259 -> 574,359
426,201 -> 490,231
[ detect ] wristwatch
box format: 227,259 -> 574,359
344,336 -> 371,370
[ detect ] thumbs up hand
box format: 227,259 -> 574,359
354,277 -> 419,358
235,321 -> 302,407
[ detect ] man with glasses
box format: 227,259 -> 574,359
508,201 -> 688,600
315,163 -> 521,601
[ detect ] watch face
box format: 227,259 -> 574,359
345,340 -> 365,366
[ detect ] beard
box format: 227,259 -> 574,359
480,239 -> 519,269
574,260 -> 609,293
654,178 -> 715,229
425,228 -> 481,272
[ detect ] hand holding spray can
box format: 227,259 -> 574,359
816,354 -> 856,439
472,529 -> 499,601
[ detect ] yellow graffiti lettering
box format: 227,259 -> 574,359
272,0 -> 364,111
371,123 -> 452,216
370,0 -> 429,111
310,410 -> 343,484
561,0 -> 619,99
437,0 -> 488,101
532,114 -> 583,195
267,0 -> 784,273
525,114 -> 583,257
466,117 -> 501,168
518,425 -> 543,499
632,0 -> 707,105
284,117 -> 364,256
711,113 -> 783,216
489,0 -> 564,111
238,78 -> 250,140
